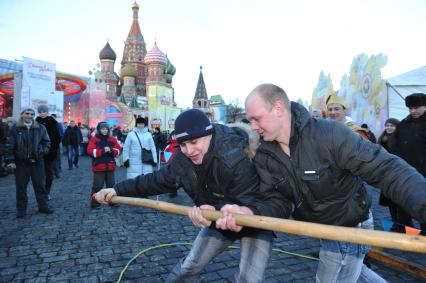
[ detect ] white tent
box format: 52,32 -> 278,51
386,66 -> 426,121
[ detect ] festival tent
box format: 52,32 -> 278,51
386,66 -> 426,121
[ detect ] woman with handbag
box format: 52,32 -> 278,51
122,117 -> 157,179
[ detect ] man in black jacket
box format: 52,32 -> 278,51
393,93 -> 426,234
36,105 -> 61,198
5,107 -> 54,218
63,120 -> 82,169
222,84 -> 426,282
94,109 -> 277,282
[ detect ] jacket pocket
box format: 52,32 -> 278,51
298,164 -> 332,200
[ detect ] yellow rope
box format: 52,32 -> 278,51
116,242 -> 319,282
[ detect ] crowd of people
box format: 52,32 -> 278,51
0,106 -> 174,215
1,89 -> 425,282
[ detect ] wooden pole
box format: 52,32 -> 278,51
111,196 -> 426,253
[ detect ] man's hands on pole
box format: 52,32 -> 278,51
216,204 -> 254,232
189,203 -> 254,232
93,190 -> 253,232
188,205 -> 214,228
93,188 -> 117,204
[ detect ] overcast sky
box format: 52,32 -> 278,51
1,0 -> 425,108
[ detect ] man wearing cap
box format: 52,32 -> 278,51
35,105 -> 61,199
326,94 -> 369,139
94,109 -> 280,282
5,107 -> 53,218
392,93 -> 426,233
221,84 -> 426,282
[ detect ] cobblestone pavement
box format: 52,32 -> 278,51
1,155 -> 426,282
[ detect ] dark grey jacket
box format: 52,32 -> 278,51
5,120 -> 50,164
393,113 -> 426,177
114,124 -> 280,236
254,102 -> 426,227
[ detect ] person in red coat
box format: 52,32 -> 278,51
161,131 -> 180,198
160,131 -> 179,165
87,122 -> 121,209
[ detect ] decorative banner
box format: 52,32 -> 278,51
380,219 -> 394,232
339,53 -> 388,136
311,54 -> 388,136
163,151 -> 173,162
22,57 -> 56,90
21,57 -> 63,118
380,218 -> 422,235
405,226 -> 421,236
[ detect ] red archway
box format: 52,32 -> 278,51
0,72 -> 87,97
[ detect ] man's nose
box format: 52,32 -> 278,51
186,144 -> 194,154
251,122 -> 259,131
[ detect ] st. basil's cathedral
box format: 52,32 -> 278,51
90,1 -> 180,130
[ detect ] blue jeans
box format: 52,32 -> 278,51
67,145 -> 79,169
166,228 -> 273,283
316,211 -> 387,283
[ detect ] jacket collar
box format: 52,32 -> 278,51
16,119 -> 40,128
406,111 -> 426,122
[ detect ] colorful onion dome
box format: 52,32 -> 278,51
120,65 -> 138,78
165,56 -> 176,75
144,42 -> 167,65
99,42 -> 117,61
131,1 -> 139,10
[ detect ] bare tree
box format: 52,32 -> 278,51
226,98 -> 245,123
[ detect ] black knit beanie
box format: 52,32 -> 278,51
175,109 -> 212,143
405,93 -> 426,107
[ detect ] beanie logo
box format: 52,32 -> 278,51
175,125 -> 213,141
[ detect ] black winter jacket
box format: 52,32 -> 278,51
63,126 -> 82,147
114,124 -> 278,237
393,113 -> 426,177
5,120 -> 51,164
254,102 -> 426,227
36,116 -> 61,160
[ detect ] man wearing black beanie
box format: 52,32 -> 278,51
94,108 -> 283,282
393,93 -> 426,234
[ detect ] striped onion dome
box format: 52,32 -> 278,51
144,42 -> 167,65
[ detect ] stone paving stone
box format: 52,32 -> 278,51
25,277 -> 48,283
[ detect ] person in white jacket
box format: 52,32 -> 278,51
122,117 -> 157,179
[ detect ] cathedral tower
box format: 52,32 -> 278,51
145,41 -> 167,86
99,42 -> 119,99
193,66 -> 210,110
121,2 -> 147,97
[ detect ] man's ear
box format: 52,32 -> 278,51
273,100 -> 285,117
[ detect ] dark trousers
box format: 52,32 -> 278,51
91,171 -> 115,205
15,161 -> 48,213
67,145 -> 79,168
43,158 -> 54,193
81,143 -> 88,156
53,149 -> 61,174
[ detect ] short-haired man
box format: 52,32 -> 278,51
221,84 -> 426,282
94,109 -> 278,282
392,93 -> 426,234
5,107 -> 54,218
